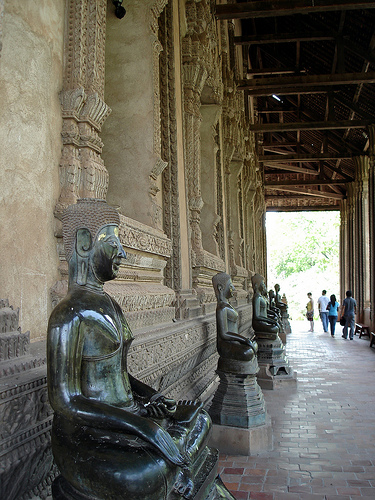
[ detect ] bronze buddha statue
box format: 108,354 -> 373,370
212,273 -> 257,374
47,199 -> 231,500
251,274 -> 279,339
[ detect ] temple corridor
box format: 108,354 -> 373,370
218,321 -> 375,500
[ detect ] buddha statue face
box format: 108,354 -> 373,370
223,278 -> 235,299
91,224 -> 126,283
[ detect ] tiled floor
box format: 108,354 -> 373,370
218,320 -> 375,500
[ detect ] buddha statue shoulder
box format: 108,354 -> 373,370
212,273 -> 257,374
251,274 -> 279,339
47,199 -> 223,500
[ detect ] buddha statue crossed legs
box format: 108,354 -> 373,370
47,199 -> 231,500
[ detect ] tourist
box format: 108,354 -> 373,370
317,290 -> 330,333
306,292 -> 314,332
342,290 -> 357,340
326,294 -> 339,337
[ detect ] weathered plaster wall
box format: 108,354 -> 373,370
0,0 -> 64,340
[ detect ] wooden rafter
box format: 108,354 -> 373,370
262,163 -> 319,175
250,120 -> 373,133
265,185 -> 345,199
235,32 -> 336,45
215,1 -> 375,20
265,179 -> 350,187
238,72 -> 375,91
260,152 -> 353,162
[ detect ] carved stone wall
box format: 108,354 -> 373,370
0,300 -> 56,500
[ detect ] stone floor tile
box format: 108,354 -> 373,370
231,491 -> 250,500
249,493 -> 274,500
335,486 -> 362,495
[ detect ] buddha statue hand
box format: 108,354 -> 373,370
245,337 -> 258,354
143,393 -> 177,418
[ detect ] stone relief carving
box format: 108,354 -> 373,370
159,2 -> 183,292
119,214 -> 172,257
55,0 -> 111,219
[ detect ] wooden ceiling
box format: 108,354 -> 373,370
215,1 -> 375,211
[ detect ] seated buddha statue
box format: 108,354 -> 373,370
251,274 -> 279,339
274,283 -> 288,315
212,273 -> 257,374
47,199 -> 225,500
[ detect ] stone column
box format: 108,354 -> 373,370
339,199 -> 349,303
345,183 -> 356,297
353,156 -> 371,323
367,124 -> 375,330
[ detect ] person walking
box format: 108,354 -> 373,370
327,294 -> 339,337
317,290 -> 330,333
342,290 -> 357,340
306,292 -> 314,332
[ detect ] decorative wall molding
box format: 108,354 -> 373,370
119,214 -> 172,257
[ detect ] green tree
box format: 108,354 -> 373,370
266,211 -> 340,320
270,213 -> 340,278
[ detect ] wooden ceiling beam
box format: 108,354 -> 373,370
235,32 -> 336,45
265,185 -> 345,199
215,1 -> 375,20
262,141 -> 298,147
238,72 -> 375,91
263,163 -> 319,175
265,179 -> 350,187
260,152 -> 353,161
243,86 -> 331,96
247,67 -> 300,76
281,97 -> 363,154
250,119 -> 373,133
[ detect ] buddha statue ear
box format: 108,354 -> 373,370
76,228 -> 92,285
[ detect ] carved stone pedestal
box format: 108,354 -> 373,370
0,299 -> 55,500
255,335 -> 297,390
278,330 -> 287,345
207,370 -> 272,455
210,416 -> 272,456
281,313 -> 292,335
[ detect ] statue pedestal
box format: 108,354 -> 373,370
210,416 -> 272,456
257,364 -> 297,390
207,369 -> 272,455
255,335 -> 297,390
278,330 -> 287,344
281,314 -> 292,335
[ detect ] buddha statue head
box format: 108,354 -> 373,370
62,198 -> 126,286
251,273 -> 264,293
212,272 -> 235,301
